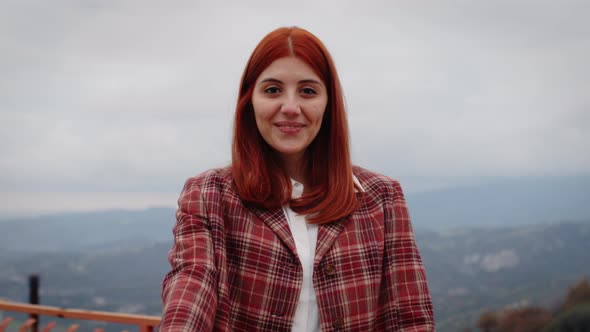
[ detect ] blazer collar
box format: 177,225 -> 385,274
248,205 -> 299,258
246,179 -> 365,264
314,190 -> 364,265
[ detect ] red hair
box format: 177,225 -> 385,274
232,27 -> 359,224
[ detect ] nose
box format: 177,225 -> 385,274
280,93 -> 300,116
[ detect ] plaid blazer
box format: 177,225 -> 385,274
161,166 -> 435,331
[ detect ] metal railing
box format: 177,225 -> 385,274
0,300 -> 160,332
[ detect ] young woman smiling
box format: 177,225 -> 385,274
161,27 -> 435,332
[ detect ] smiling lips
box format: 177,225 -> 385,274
274,122 -> 305,134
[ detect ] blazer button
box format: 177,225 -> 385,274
325,264 -> 336,276
271,307 -> 287,317
332,317 -> 344,329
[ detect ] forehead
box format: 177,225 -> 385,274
257,57 -> 323,83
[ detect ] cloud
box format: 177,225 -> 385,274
0,0 -> 589,214
0,191 -> 178,218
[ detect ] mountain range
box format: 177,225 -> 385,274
1,176 -> 589,331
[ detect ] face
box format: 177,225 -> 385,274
251,56 -> 328,164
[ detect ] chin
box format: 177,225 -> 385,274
274,146 -> 306,157
277,149 -> 304,155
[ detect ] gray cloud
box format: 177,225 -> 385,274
1,0 -> 589,215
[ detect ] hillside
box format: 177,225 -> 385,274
1,218 -> 589,331
417,221 -> 590,330
407,175 -> 590,229
0,208 -> 174,252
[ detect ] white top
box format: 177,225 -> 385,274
283,179 -> 320,332
282,177 -> 363,332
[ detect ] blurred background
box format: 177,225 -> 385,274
1,1 -> 589,331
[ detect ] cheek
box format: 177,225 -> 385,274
252,102 -> 267,128
314,97 -> 328,120
253,111 -> 276,147
253,112 -> 268,136
311,104 -> 327,127
252,98 -> 272,120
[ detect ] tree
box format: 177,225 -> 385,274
562,278 -> 590,311
477,310 -> 499,332
543,304 -> 590,332
496,307 -> 552,332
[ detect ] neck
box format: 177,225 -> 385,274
279,153 -> 307,186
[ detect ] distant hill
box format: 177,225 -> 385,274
406,175 -> 590,229
1,216 -> 589,331
1,176 -> 588,252
1,176 -> 589,331
0,208 -> 174,252
0,241 -> 170,316
417,221 -> 590,330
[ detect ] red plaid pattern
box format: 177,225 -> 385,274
161,166 -> 435,331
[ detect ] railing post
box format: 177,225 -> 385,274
139,324 -> 154,332
29,274 -> 39,332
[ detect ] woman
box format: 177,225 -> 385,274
161,27 -> 435,331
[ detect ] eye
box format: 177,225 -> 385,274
264,86 -> 281,94
300,87 -> 317,95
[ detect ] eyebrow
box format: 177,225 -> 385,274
258,78 -> 323,85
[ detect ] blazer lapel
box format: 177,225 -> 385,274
314,192 -> 365,265
314,216 -> 347,266
248,205 -> 298,258
247,192 -> 365,266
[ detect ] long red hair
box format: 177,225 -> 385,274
232,27 -> 359,224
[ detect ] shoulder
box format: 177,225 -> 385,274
352,165 -> 406,203
181,166 -> 234,196
177,166 -> 235,217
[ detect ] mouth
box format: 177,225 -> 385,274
274,122 -> 305,134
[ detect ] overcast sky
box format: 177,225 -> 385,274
1,0 -> 589,217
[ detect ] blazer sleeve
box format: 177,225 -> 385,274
384,180 -> 435,331
160,177 -> 218,332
